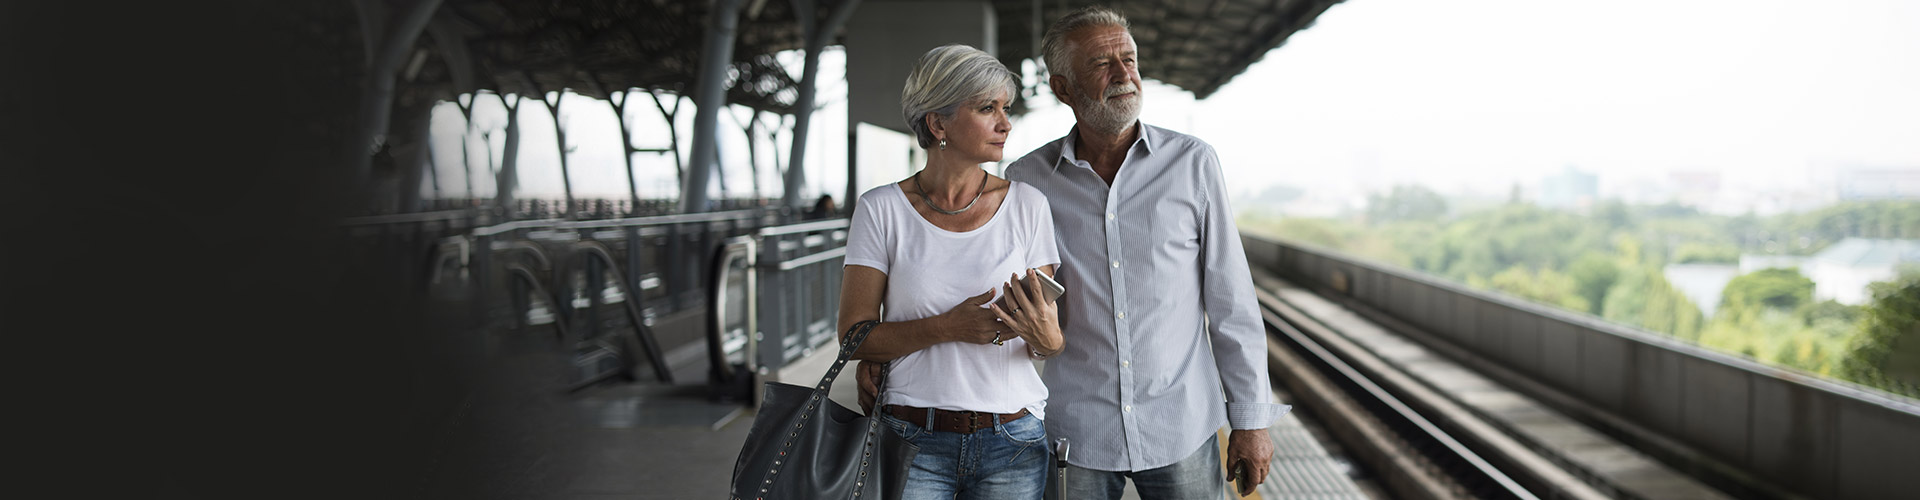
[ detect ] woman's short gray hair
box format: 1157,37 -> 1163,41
901,44 -> 1019,149
1041,6 -> 1131,82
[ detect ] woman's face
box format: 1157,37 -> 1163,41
937,88 -> 1014,164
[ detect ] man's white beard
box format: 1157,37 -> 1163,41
1075,81 -> 1142,136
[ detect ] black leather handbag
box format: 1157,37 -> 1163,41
730,320 -> 918,500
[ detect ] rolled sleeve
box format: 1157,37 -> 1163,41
1229,401 -> 1292,430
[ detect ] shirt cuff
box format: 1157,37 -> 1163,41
1227,402 -> 1291,430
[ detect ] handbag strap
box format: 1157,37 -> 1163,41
807,319 -> 880,396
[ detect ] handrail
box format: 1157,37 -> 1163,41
709,236 -> 758,391
472,209 -> 765,236
564,241 -> 673,383
556,208 -> 763,230
497,240 -> 553,271
339,208 -> 475,226
472,218 -> 567,237
427,236 -> 469,284
757,218 -> 848,237
504,263 -> 569,340
775,247 -> 846,271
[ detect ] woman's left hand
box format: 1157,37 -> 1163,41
991,269 -> 1062,356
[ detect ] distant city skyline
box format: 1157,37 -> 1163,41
426,0 -> 1920,217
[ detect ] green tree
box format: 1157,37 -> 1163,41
1239,215 -> 1351,251
1841,270 -> 1920,397
1776,200 -> 1920,254
1422,204 -> 1608,282
1479,266 -> 1590,312
1602,265 -> 1704,340
1696,276 -> 1857,376
1567,253 -> 1619,315
1800,299 -> 1864,328
1673,242 -> 1741,264
1697,308 -> 1849,373
1632,217 -> 1734,266
1591,200 -> 1634,231
1719,268 -> 1815,317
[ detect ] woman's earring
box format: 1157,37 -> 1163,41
938,139 -> 947,151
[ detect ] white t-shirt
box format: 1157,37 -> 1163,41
843,179 -> 1061,418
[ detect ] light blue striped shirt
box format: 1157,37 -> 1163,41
1007,122 -> 1289,472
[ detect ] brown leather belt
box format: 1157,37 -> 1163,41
884,405 -> 1029,434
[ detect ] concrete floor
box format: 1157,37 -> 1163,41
414,320 -> 1366,499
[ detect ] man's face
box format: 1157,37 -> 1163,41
1059,24 -> 1144,136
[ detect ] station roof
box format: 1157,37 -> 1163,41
993,0 -> 1345,100
407,0 -> 1344,112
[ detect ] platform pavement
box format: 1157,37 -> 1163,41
416,327 -> 1366,499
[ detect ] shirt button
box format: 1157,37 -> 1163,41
1122,361 -> 1130,367
1117,311 -> 1126,319
1111,260 -> 1120,268
1106,212 -> 1115,220
1124,405 -> 1133,413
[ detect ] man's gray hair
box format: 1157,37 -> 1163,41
1040,6 -> 1131,83
901,44 -> 1019,149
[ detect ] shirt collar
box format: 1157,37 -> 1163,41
1051,121 -> 1155,173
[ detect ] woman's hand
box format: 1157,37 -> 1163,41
992,269 -> 1062,356
942,290 -> 1004,345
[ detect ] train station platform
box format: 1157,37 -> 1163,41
380,209 -> 1916,500
414,321 -> 1368,499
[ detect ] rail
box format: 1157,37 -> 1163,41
339,208 -> 478,226
1258,280 -> 1596,500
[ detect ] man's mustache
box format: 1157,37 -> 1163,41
1105,83 -> 1138,99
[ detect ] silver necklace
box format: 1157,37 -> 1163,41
914,170 -> 989,215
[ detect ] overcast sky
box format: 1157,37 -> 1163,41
430,0 -> 1920,210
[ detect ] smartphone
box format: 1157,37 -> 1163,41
1034,270 -> 1065,303
1231,460 -> 1253,497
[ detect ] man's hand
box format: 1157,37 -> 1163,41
855,360 -> 886,415
1224,428 -> 1272,495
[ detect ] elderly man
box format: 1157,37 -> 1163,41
863,6 -> 1289,499
1013,6 -> 1285,499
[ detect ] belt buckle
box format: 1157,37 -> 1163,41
966,411 -> 981,432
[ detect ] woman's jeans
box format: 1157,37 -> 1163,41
879,411 -> 1051,500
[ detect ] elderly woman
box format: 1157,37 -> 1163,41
838,44 -> 1065,499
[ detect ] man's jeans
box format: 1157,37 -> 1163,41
1045,433 -> 1225,500
880,411 -> 1051,500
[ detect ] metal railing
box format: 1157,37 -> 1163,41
705,218 -> 852,404
470,208 -> 771,332
755,219 -> 851,372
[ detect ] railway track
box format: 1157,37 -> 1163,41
1253,270 -> 1727,500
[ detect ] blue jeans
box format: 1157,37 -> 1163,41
879,411 -> 1051,500
1046,433 -> 1224,500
